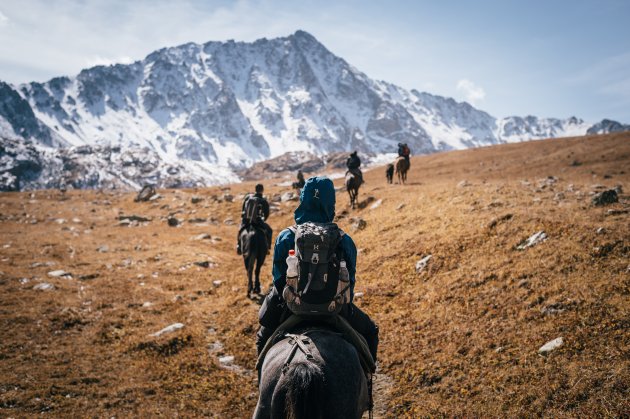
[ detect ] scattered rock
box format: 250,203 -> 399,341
167,216 -> 180,227
194,261 -> 215,268
369,199 -> 383,210
135,185 -> 156,202
118,219 -> 131,227
223,218 -> 235,225
415,255 -> 433,274
192,233 -> 212,241
516,231 -> 547,250
118,215 -> 152,223
96,245 -> 109,253
222,193 -> 234,202
72,217 -> 82,223
596,227 -> 606,234
191,196 -> 204,204
78,274 -> 99,281
354,292 -> 364,299
149,193 -> 162,201
553,192 -> 565,201
350,217 -> 367,231
33,282 -> 55,291
48,270 -> 72,279
142,302 -> 153,308
592,189 -> 618,206
613,184 -> 623,194
396,203 -> 405,210
538,337 -> 563,355
30,261 -> 56,268
149,323 -> 185,337
212,280 -> 223,287
606,208 -> 629,216
218,355 -> 235,365
457,180 -> 470,188
537,176 -> 558,188
187,218 -> 207,224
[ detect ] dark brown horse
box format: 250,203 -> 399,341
253,329 -> 369,418
345,171 -> 361,209
395,156 -> 409,184
385,164 -> 394,184
239,226 -> 267,296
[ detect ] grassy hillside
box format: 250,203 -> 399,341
0,132 -> 628,417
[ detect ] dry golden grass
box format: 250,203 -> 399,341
0,132 -> 628,417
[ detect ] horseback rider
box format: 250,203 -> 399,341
397,142 -> 411,164
346,150 -> 364,185
296,170 -> 305,188
236,184 -> 273,255
256,176 -> 379,362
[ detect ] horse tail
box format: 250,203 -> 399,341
284,361 -> 325,419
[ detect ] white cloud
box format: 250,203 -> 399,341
456,79 -> 486,105
0,10 -> 8,25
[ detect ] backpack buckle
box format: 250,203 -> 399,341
311,253 -> 319,264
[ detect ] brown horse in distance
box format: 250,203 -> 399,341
395,156 -> 410,184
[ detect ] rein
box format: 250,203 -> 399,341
281,333 -> 315,374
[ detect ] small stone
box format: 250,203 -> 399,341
192,233 -> 212,241
194,261 -> 214,268
223,218 -> 235,225
167,217 -> 180,227
97,245 -> 109,253
142,302 -> 153,308
350,217 -> 367,231
72,218 -> 82,223
149,323 -> 184,337
592,189 -> 618,206
33,283 -> 55,291
212,280 -> 223,287
191,196 -> 204,204
369,199 -> 383,210
354,292 -> 364,299
415,255 -> 432,273
222,194 -> 234,202
48,270 -> 72,279
596,227 -> 606,234
457,180 -> 470,188
396,203 -> 405,210
538,337 -> 563,355
218,355 -> 235,365
516,231 -> 547,250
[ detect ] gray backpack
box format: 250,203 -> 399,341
283,222 -> 351,316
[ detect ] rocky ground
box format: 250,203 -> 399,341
0,132 -> 628,417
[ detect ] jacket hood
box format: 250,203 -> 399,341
294,176 -> 336,224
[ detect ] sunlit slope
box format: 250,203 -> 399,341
0,132 -> 627,417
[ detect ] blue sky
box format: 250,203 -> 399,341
1,0 -> 628,122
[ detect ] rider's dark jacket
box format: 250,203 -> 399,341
241,192 -> 270,225
346,154 -> 361,170
272,177 -> 357,299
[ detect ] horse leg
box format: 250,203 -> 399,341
254,250 -> 264,294
246,255 -> 256,296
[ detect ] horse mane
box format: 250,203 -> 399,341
284,361 -> 325,419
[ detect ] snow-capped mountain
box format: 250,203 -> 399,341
0,30 -> 627,191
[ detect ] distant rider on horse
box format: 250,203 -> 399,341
398,142 -> 411,163
256,176 -> 379,362
236,183 -> 273,255
346,150 -> 364,185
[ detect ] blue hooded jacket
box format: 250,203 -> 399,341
272,176 -> 357,299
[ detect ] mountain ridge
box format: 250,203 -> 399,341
0,30 -> 627,191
